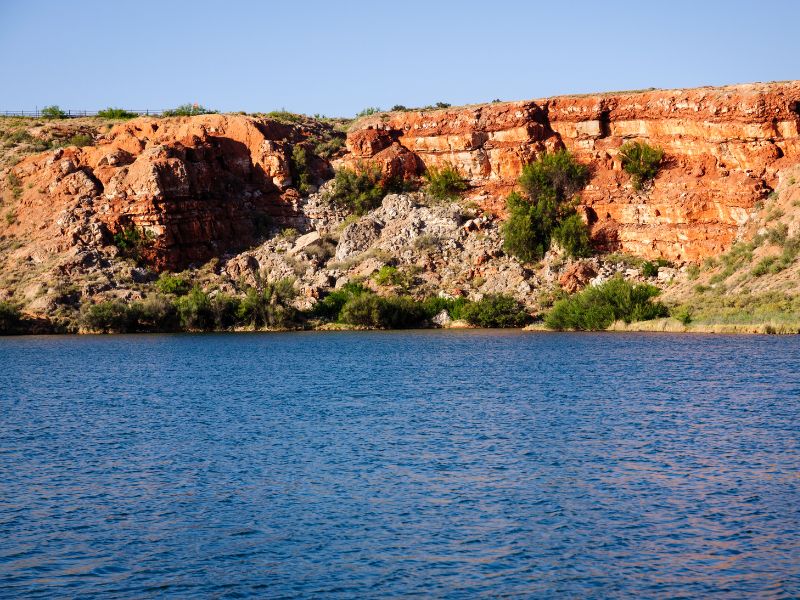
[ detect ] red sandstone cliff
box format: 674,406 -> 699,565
4,82 -> 799,272
7,114 -> 333,270
344,82 -> 800,261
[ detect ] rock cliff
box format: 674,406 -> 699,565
6,114 -> 334,270
344,82 -> 800,261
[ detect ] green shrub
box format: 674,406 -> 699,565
327,165 -> 387,215
290,145 -> 313,194
211,293 -> 241,329
162,104 -> 216,117
312,282 -> 369,321
264,110 -> 304,123
136,294 -> 179,331
423,163 -> 468,201
156,273 -> 191,296
374,265 -> 400,286
50,134 -> 93,149
113,226 -> 152,261
545,277 -> 668,330
41,105 -> 66,119
641,261 -> 659,278
7,173 -> 22,200
339,294 -> 427,328
619,141 -> 664,190
81,300 -> 139,333
373,265 -> 417,290
0,301 -> 22,334
237,278 -> 297,328
313,135 -> 345,159
461,294 -> 530,328
687,264 -> 701,280
175,286 -> 214,330
356,107 -> 381,117
552,213 -> 591,257
422,296 -> 471,321
97,107 -> 138,119
672,306 -> 693,326
503,150 -> 590,262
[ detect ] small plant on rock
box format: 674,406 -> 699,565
423,163 -> 468,202
619,141 -> 664,190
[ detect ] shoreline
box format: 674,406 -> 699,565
2,318 -> 798,337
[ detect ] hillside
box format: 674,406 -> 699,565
1,81 -> 799,333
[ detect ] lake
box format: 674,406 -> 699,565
1,331 -> 798,598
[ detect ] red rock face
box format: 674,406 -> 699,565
344,82 -> 800,261
10,114 -> 330,270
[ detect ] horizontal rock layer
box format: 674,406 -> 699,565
344,82 -> 800,260
9,115 -> 330,269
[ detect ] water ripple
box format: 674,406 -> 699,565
0,331 -> 798,598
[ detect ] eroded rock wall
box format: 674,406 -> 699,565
8,114 -> 331,270
344,82 -> 800,261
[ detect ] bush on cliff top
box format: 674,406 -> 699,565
545,277 -> 668,331
41,105 -> 66,119
97,107 -> 138,119
619,141 -> 664,190
162,104 -> 217,117
502,150 -> 591,262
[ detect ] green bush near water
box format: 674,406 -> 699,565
0,301 -> 22,334
460,294 -> 530,328
545,277 -> 668,331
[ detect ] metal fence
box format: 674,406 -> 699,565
0,109 -> 167,118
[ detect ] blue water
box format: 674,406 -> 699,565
0,331 -> 798,598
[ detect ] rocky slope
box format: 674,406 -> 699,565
345,82 -> 800,261
1,81 -> 799,331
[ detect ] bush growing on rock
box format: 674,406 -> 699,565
156,273 -> 191,296
113,226 -> 153,262
327,165 -> 387,215
290,145 -> 313,195
502,150 -> 591,262
552,213 -> 592,258
423,163 -> 468,202
619,141 -> 664,190
460,294 -> 530,328
545,277 -> 668,331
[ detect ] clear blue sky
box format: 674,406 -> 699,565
1,0 -> 797,117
